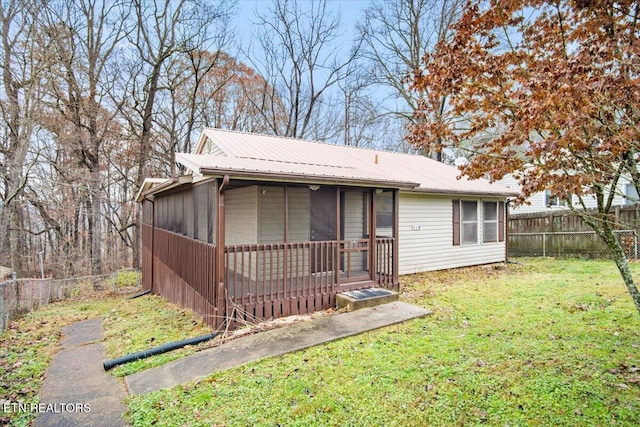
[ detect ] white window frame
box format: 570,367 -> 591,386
625,184 -> 638,205
544,189 -> 566,208
461,200 -> 478,245
483,201 -> 498,243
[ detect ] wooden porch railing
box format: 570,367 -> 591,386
375,237 -> 396,289
224,241 -> 338,323
142,225 -> 222,328
142,227 -> 397,329
224,238 -> 397,324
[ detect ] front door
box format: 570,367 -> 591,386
339,189 -> 370,283
310,187 -> 336,274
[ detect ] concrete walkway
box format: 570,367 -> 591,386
35,318 -> 128,427
126,301 -> 431,395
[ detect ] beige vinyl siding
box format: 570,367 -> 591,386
225,186 -> 258,279
287,187 -> 310,242
225,186 -> 258,244
284,187 -> 312,279
258,186 -> 285,243
398,193 -> 506,274
257,186 -> 311,244
256,186 -> 311,280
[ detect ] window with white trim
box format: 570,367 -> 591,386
483,202 -> 498,243
461,201 -> 478,244
625,184 -> 638,205
544,190 -> 566,207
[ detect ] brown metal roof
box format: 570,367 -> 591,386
179,129 -> 517,197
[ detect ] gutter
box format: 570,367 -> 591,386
199,167 -> 419,189
400,187 -> 520,198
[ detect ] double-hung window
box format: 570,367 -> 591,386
453,200 -> 505,246
461,201 -> 478,244
483,202 -> 498,243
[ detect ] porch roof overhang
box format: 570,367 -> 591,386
135,176 -> 193,202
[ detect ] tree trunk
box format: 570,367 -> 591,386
599,225 -> 640,316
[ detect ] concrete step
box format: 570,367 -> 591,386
336,287 -> 399,311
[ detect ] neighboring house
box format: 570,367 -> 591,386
137,129 -> 516,328
498,174 -> 639,215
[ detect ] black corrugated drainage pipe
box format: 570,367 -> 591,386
127,289 -> 151,299
103,333 -> 217,371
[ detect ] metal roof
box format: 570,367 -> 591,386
178,128 -> 517,197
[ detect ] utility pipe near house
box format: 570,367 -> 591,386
102,333 -> 217,371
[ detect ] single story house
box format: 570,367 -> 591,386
136,129 -> 516,329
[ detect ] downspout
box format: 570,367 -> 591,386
216,175 -> 230,328
147,197 -> 155,293
505,200 -> 510,263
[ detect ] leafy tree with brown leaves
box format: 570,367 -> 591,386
410,0 -> 640,314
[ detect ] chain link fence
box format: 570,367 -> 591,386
0,269 -> 141,332
508,230 -> 638,259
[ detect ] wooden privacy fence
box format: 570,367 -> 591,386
508,206 -> 640,259
509,206 -> 640,233
509,230 -> 638,259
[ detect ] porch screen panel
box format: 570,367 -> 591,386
142,200 -> 153,225
174,191 -> 184,235
194,184 -> 208,242
375,190 -> 394,238
155,195 -> 167,230
207,181 -> 217,244
183,188 -> 194,238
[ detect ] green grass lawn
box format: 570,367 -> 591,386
0,292 -> 212,426
127,259 -> 640,426
2,258 -> 640,426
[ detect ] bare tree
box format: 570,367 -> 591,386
358,0 -> 464,158
117,0 -> 233,268
244,0 -> 359,140
37,0 -> 128,275
0,0 -> 49,275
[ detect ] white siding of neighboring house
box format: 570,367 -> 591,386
398,193 -> 506,275
498,175 -> 633,214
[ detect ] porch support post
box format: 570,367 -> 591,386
335,187 -> 340,288
283,185 -> 288,297
393,189 -> 400,289
369,189 -> 377,283
216,175 -> 229,327
284,185 -> 289,243
149,197 -> 155,293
